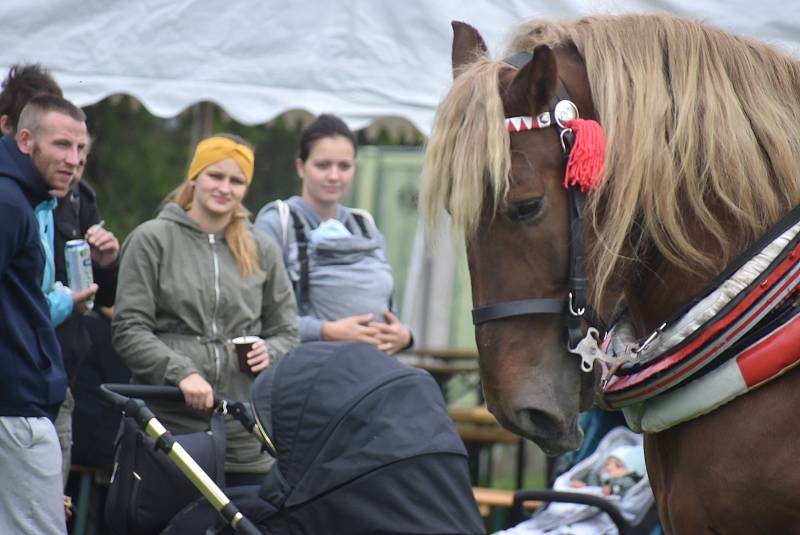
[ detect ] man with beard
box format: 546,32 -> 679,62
0,95 -> 88,534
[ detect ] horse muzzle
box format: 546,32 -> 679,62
490,402 -> 583,455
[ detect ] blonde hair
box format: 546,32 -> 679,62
422,58 -> 510,235
168,133 -> 261,278
422,14 -> 800,302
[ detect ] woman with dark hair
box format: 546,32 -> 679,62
255,114 -> 412,354
113,134 -> 299,485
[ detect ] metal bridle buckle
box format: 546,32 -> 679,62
568,291 -> 585,317
216,399 -> 229,415
568,327 -> 613,373
632,322 -> 667,355
559,128 -> 574,153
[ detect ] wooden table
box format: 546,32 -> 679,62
473,486 -> 541,513
450,406 -> 519,443
449,406 -> 502,426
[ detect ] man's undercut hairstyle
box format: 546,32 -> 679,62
0,64 -> 63,132
17,95 -> 86,136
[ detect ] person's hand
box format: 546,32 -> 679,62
63,495 -> 73,520
178,373 -> 214,411
245,339 -> 271,373
602,484 -> 612,496
369,309 -> 412,355
321,313 -> 381,345
86,223 -> 120,268
71,284 -> 98,316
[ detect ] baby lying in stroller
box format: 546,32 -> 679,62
495,427 -> 654,535
568,444 -> 646,498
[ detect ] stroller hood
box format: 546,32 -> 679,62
250,342 -> 484,534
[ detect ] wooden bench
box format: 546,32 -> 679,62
473,486 -> 541,531
474,486 -> 541,514
451,406 -> 526,488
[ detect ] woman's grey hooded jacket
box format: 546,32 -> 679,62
113,203 -> 299,473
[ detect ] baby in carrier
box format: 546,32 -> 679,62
253,113 -> 413,354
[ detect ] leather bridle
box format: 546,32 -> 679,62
470,52 -> 604,353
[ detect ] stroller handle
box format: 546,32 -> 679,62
100,383 -> 265,535
100,383 -> 270,453
101,383 -> 194,406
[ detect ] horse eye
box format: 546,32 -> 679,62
508,198 -> 544,223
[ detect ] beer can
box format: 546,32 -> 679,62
65,239 -> 94,309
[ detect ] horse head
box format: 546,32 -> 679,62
426,16 -> 800,455
447,23 -> 602,454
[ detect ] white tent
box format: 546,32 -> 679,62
3,0 -> 798,349
2,0 -> 798,135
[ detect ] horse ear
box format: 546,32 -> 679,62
451,21 -> 488,79
504,45 -> 558,116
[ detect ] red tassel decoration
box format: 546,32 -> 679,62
563,119 -> 605,192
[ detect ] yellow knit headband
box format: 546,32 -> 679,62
187,137 -> 255,184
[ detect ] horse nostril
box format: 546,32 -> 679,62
522,408 -> 562,438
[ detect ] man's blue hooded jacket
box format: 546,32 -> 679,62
0,134 -> 67,421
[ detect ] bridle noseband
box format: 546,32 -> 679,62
470,52 -> 606,371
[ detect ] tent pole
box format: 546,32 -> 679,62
189,102 -> 214,155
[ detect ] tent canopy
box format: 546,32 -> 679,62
2,0 -> 798,135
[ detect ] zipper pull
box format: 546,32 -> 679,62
208,234 -> 215,245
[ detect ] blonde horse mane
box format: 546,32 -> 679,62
421,13 -> 800,302
421,57 -> 510,237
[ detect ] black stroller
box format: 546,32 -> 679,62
104,341 -> 485,534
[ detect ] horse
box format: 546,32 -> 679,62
421,14 -> 800,533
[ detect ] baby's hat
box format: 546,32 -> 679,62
309,218 -> 352,246
607,445 -> 646,477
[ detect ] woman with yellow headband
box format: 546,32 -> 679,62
112,134 -> 299,485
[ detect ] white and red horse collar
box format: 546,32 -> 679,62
602,207 -> 800,431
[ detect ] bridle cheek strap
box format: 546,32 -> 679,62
473,81 -> 609,372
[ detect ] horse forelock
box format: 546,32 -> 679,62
506,14 -> 800,301
421,58 -> 512,239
